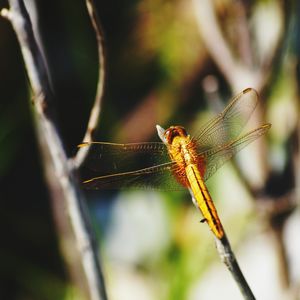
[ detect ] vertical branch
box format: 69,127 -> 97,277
74,0 -> 106,168
1,1 -> 107,300
215,235 -> 256,300
190,192 -> 256,299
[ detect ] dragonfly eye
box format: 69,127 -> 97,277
177,126 -> 187,136
164,126 -> 188,144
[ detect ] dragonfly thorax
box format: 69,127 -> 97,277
160,126 -> 200,184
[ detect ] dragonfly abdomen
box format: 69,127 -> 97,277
185,163 -> 224,239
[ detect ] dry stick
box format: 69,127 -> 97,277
74,0 -> 106,168
190,193 -> 256,300
215,235 -> 256,300
1,1 -> 107,300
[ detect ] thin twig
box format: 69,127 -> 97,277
215,235 -> 256,300
74,0 -> 106,168
190,191 -> 256,299
1,1 -> 107,299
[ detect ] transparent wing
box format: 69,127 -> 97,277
79,142 -> 184,190
200,124 -> 271,182
195,88 -> 259,153
80,141 -> 169,173
82,161 -> 185,190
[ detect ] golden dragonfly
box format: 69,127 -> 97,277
79,88 -> 271,239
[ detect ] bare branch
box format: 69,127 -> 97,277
1,1 -> 107,299
74,0 -> 106,168
190,191 -> 256,299
215,235 -> 256,300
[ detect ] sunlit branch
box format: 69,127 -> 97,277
215,235 -> 256,300
189,191 -> 256,299
1,1 -> 107,299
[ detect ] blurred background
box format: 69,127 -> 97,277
0,0 -> 300,299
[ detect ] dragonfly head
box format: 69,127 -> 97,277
156,124 -> 188,145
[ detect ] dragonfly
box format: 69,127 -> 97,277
79,88 -> 271,239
